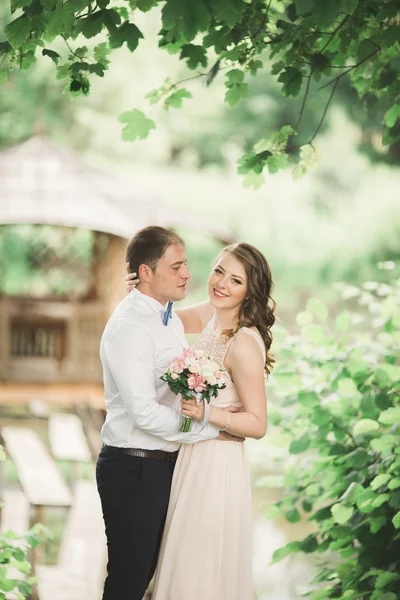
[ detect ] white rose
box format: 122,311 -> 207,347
194,349 -> 204,359
206,375 -> 217,386
189,363 -> 200,374
171,372 -> 179,380
201,360 -> 219,377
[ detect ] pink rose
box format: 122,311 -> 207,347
170,359 -> 184,374
187,374 -> 207,392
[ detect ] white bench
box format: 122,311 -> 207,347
36,480 -> 106,600
48,413 -> 91,486
1,426 -> 72,575
0,488 -> 30,536
1,427 -> 72,514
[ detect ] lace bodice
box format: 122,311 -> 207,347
191,317 -> 265,409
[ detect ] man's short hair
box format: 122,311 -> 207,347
125,226 -> 184,275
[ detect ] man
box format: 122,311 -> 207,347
96,226 -> 222,600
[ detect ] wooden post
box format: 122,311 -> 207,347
0,296 -> 9,381
103,234 -> 128,316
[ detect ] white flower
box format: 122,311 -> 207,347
189,363 -> 200,374
171,372 -> 179,380
194,349 -> 205,359
206,375 -> 217,386
201,360 -> 220,377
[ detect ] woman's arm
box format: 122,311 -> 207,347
181,334 -> 267,439
175,302 -> 214,334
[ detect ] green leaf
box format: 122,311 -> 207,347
340,0 -> 358,12
242,171 -> 264,190
110,21 -> 143,51
306,297 -> 328,322
164,88 -> 192,110
265,504 -> 282,519
266,153 -> 288,174
393,512 -> 400,529
285,507 -> 301,523
379,363 -> 400,381
375,572 -> 400,588
294,0 -> 315,14
338,378 -> 359,397
211,0 -> 244,27
389,478 -> 400,491
335,310 -> 351,332
353,419 -> 379,436
331,504 -> 354,524
206,60 -> 220,87
162,0 -> 211,43
81,12 -> 105,38
180,44 -> 207,69
225,83 -> 248,108
289,434 -> 310,454
119,109 -> 156,141
299,534 -> 318,553
226,69 -> 244,85
314,0 -> 339,27
5,16 -> 31,47
11,0 -> 32,11
270,541 -> 301,564
42,48 -> 60,64
379,407 -> 400,425
278,67 -> 303,97
298,391 -> 319,408
0,69 -> 8,83
135,0 -> 160,11
347,355 -> 369,376
370,473 -> 391,490
369,516 -> 387,533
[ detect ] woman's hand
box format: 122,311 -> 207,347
181,399 -> 205,421
125,265 -> 140,293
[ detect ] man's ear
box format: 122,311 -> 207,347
138,264 -> 152,283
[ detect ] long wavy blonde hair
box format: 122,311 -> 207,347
216,243 -> 276,375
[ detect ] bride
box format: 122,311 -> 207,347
126,241 -> 275,600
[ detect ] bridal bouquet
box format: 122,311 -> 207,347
161,348 -> 227,432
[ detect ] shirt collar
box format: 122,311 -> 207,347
129,288 -> 168,313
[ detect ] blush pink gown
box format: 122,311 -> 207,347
152,318 -> 265,600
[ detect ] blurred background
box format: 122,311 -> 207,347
0,4 -> 399,600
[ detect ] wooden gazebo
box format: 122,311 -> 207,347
0,136 -> 233,407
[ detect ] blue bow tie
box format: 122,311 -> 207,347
161,302 -> 173,326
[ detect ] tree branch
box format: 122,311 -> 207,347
308,78 -> 339,145
320,15 -> 349,54
294,70 -> 312,132
318,48 -> 380,91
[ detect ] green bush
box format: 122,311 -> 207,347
270,267 -> 400,599
0,445 -> 44,600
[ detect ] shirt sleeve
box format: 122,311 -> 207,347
104,321 -> 219,444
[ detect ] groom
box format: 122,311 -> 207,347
96,226 -> 224,600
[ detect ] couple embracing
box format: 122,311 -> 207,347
96,226 -> 275,600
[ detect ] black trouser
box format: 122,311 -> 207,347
96,445 -> 176,600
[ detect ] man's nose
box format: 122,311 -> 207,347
182,267 -> 191,280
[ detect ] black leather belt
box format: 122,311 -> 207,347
103,444 -> 179,462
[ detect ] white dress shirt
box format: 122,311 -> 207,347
100,289 -> 219,451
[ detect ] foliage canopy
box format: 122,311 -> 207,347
268,265 -> 400,598
1,0 -> 400,182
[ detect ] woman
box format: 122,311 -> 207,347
125,242 -> 275,600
